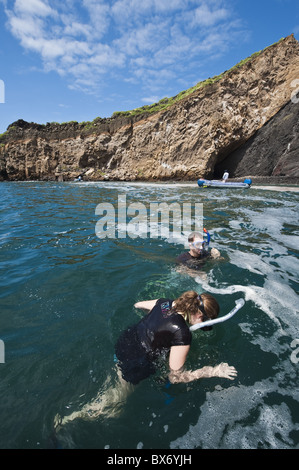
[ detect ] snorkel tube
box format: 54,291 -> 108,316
190,298 -> 245,331
203,227 -> 210,246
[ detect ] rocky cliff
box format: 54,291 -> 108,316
1,34 -> 299,182
214,98 -> 299,180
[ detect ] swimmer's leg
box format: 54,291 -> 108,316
54,368 -> 135,428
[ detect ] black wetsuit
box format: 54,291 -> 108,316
176,251 -> 209,269
115,299 -> 192,385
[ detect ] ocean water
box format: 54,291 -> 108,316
0,181 -> 298,450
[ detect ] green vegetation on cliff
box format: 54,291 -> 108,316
110,38 -> 285,118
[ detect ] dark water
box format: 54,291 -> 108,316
0,181 -> 298,449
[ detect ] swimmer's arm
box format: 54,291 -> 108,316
169,345 -> 190,371
168,346 -> 237,383
134,299 -> 158,312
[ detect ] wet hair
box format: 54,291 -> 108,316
197,293 -> 220,331
172,291 -> 219,329
188,231 -> 203,243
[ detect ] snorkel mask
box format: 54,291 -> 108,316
191,240 -> 206,251
190,228 -> 210,253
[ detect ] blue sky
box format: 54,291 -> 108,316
0,0 -> 299,134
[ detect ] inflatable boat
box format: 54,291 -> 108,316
198,178 -> 252,189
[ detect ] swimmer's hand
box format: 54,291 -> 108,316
169,363 -> 237,383
210,248 -> 221,259
212,363 -> 237,380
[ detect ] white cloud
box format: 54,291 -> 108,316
14,0 -> 55,17
8,14 -> 44,40
3,0 -> 246,99
81,0 -> 110,38
192,1 -> 230,27
141,96 -> 161,103
111,0 -> 185,23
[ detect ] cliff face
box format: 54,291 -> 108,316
214,99 -> 299,179
1,35 -> 299,182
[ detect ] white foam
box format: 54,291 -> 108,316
255,185 -> 299,193
170,371 -> 299,449
195,278 -> 284,332
174,196 -> 299,449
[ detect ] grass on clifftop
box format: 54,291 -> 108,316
110,38 -> 285,119
111,52 -> 260,118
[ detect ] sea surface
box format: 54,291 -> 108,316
0,181 -> 298,449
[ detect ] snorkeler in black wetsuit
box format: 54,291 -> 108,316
115,298 -> 191,384
176,250 -> 209,268
54,292 -> 237,429
176,231 -> 220,271
115,292 -> 237,386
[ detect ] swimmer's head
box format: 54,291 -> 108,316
188,231 -> 207,254
188,231 -> 203,243
172,291 -> 219,329
197,293 -> 220,331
